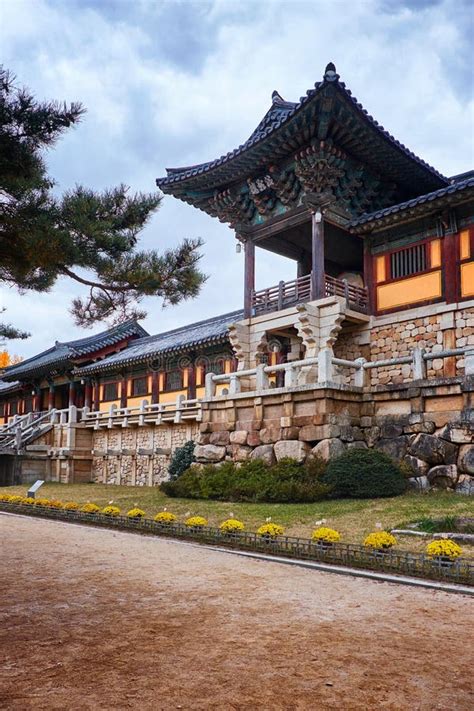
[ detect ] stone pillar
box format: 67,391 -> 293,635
243,238 -> 255,319
311,209 -> 325,301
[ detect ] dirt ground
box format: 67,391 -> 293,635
0,515 -> 472,711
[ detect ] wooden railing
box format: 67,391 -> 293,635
251,273 -> 368,315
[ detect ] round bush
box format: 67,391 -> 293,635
321,448 -> 406,499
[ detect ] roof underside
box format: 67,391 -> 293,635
76,310 -> 243,376
156,64 -> 448,215
3,320 -> 149,382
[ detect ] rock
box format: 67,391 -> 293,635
403,455 -> 429,477
455,474 -> 474,496
210,431 -> 230,446
229,430 -> 248,445
280,426 -> 300,440
380,423 -> 404,439
259,427 -> 282,444
427,464 -> 458,488
194,444 -> 226,462
408,433 -> 458,465
299,425 -> 340,442
339,426 -> 364,442
403,421 -> 436,434
364,426 -> 381,448
375,436 -> 408,461
311,438 -> 346,461
230,444 -> 252,462
347,441 -> 368,450
274,440 -> 310,463
406,476 -> 430,492
458,445 -> 474,474
437,423 -> 473,444
197,434 -> 210,445
249,444 -> 276,466
246,432 -> 261,447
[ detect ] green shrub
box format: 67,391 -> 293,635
168,440 -> 195,480
161,457 -> 330,503
321,448 -> 406,499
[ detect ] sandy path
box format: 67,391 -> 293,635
0,514 -> 472,711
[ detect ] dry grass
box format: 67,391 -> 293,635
1,482 -> 472,554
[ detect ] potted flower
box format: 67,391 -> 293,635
426,539 -> 462,568
127,507 -> 146,519
219,518 -> 245,538
154,511 -> 177,526
312,526 -> 340,550
184,516 -> 208,530
364,531 -> 397,559
80,502 -> 101,515
102,505 -> 121,517
256,522 -> 284,542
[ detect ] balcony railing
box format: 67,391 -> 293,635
251,273 -> 368,315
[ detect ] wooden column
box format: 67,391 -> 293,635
33,387 -> 41,412
93,380 -> 100,412
84,380 -> 92,409
68,381 -> 76,407
151,371 -> 159,404
48,383 -> 55,410
243,238 -> 255,319
120,376 -> 128,408
311,210 -> 325,300
363,242 -> 374,315
443,232 -> 458,304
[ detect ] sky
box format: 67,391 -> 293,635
1,0 -> 473,358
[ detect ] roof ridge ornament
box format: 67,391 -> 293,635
324,62 -> 339,82
271,90 -> 286,104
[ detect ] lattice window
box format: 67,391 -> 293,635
103,382 -> 118,401
131,376 -> 148,397
164,369 -> 183,392
390,243 -> 427,280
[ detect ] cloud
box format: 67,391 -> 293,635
1,0 -> 473,357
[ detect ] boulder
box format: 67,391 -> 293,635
339,426 -> 364,442
194,444 -> 226,463
229,430 -> 248,445
375,436 -> 408,461
230,444 -> 252,462
458,445 -> 474,474
197,434 -> 211,445
406,476 -> 430,492
364,426 -> 381,448
274,439 -> 309,463
347,440 -> 368,450
427,464 -> 458,488
311,438 -> 346,461
210,431 -> 230,446
259,427 -> 282,444
246,431 -> 261,447
403,421 -> 436,435
437,423 -> 473,444
280,426 -> 301,440
403,454 -> 430,478
380,423 -> 404,439
249,444 -> 276,466
455,475 -> 474,496
408,433 -> 458,465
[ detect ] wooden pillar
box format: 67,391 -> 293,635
151,371 -> 159,404
68,381 -> 76,407
443,232 -> 458,304
48,383 -> 55,410
120,376 -> 128,408
84,380 -> 92,409
33,386 -> 41,412
311,210 -> 325,300
363,242 -> 374,315
93,380 -> 100,412
243,238 -> 255,319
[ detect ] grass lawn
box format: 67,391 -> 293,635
1,482 -> 472,554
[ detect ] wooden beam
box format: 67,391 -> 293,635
243,238 -> 255,319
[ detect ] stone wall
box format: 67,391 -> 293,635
196,378 -> 474,494
91,421 -> 199,486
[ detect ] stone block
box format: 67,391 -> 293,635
274,440 -> 309,463
455,474 -> 474,495
311,438 -> 346,461
458,445 -> 474,474
339,426 -> 364,442
427,464 -> 458,488
194,444 -> 226,462
375,436 -> 408,461
230,444 -> 252,462
281,427 -> 301,440
299,425 -> 340,442
197,434 -> 211,445
250,444 -> 276,466
408,433 -> 458,465
247,432 -> 261,447
403,422 -> 436,435
438,424 -> 473,444
210,431 -> 230,446
403,454 -> 430,477
259,427 -> 282,444
380,423 -> 404,439
364,426 -> 381,448
229,430 -> 248,445
347,441 -> 368,450
406,475 -> 430,492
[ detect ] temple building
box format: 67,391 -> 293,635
0,63 -> 473,491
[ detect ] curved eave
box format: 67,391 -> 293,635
156,78 -> 447,196
348,179 -> 474,234
74,334 -> 231,378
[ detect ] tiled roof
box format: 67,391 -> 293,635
156,63 -> 447,192
76,309 -> 244,376
348,176 -> 474,230
0,379 -> 21,394
2,320 -> 148,381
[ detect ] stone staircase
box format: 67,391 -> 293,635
0,411 -> 55,454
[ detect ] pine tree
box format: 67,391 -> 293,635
0,67 -> 207,336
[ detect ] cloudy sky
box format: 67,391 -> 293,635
1,0 -> 473,358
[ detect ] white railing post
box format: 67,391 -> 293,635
68,405 -> 77,424
229,373 -> 241,395
412,348 -> 427,380
256,363 -> 269,391
318,348 -> 334,383
354,357 -> 367,387
107,403 -> 117,428
59,409 -> 68,425
284,364 -> 298,388
205,372 -> 216,399
465,349 -> 474,376
138,399 -> 148,426
174,394 -> 185,423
